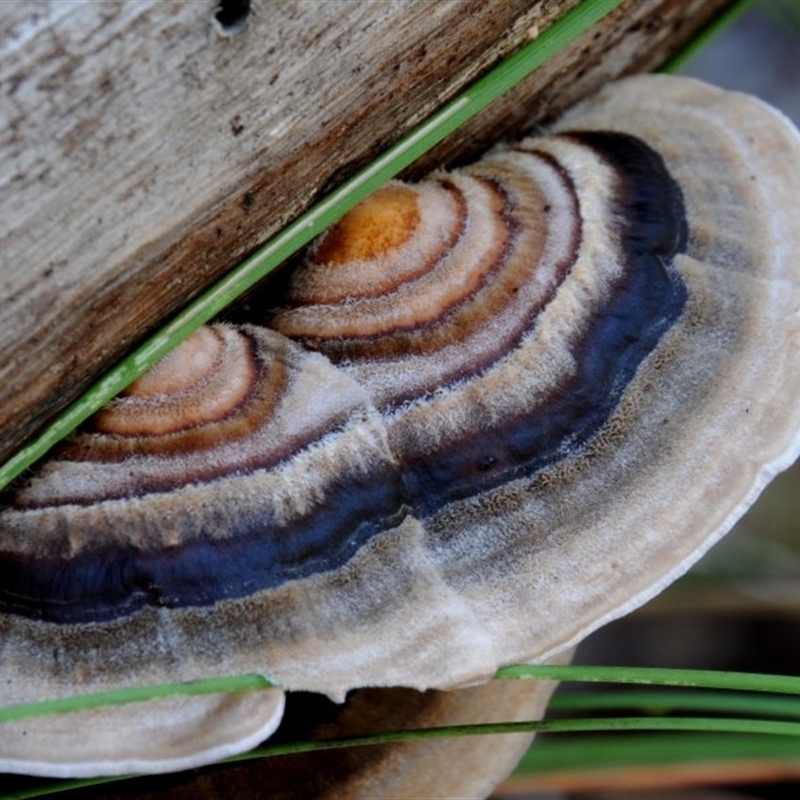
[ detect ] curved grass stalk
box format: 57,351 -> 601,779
8,711 -> 800,799
513,730 -> 800,778
6,663 -> 800,729
661,0 -> 753,73
495,663 -> 800,696
246,716 -> 800,758
549,688 -> 800,719
0,675 -> 273,726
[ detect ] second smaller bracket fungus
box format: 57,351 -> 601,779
1,74 -> 800,778
0,689 -> 285,779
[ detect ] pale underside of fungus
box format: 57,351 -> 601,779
1,74 -> 800,783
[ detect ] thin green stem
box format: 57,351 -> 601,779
496,663 -> 800,696
6,664 -> 800,727
549,688 -> 800,719
6,717 -> 800,800
515,731 -> 800,774
217,716 -> 800,762
0,674 -> 273,725
662,0 -> 753,73
4,779 -> 127,800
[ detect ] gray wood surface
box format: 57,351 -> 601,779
0,0 -> 729,464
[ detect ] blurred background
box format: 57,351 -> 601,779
497,2 -> 800,797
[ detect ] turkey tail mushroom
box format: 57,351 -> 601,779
1,74 -> 800,780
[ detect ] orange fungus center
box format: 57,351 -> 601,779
315,185 -> 420,264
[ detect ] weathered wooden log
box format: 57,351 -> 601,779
0,0 -> 728,463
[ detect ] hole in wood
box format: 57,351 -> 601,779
213,0 -> 251,35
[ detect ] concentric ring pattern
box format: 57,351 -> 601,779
2,74 -> 800,778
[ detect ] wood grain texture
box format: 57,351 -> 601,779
0,0 -> 730,465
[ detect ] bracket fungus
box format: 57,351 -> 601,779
2,74 -> 800,781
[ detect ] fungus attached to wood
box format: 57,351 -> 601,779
1,74 -> 800,780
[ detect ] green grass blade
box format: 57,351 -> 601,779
0,674 -> 272,725
514,731 -> 800,775
7,716 -> 800,800
227,716 -> 800,762
662,0 -> 753,73
3,777 -> 127,800
496,663 -> 800,696
549,688 -> 800,719
6,663 -> 800,727
0,0 -> 623,493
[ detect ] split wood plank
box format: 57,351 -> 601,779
0,0 -> 729,465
